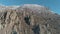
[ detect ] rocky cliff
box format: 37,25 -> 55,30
0,4 -> 60,34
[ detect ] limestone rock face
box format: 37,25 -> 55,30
0,4 -> 60,34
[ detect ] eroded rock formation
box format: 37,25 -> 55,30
0,4 -> 60,34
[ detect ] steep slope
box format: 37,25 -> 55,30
0,4 -> 60,34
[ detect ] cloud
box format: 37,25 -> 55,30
0,3 -> 20,9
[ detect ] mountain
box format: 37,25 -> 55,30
0,4 -> 60,34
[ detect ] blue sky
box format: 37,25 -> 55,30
0,0 -> 60,14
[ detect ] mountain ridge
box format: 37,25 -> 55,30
0,4 -> 60,34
